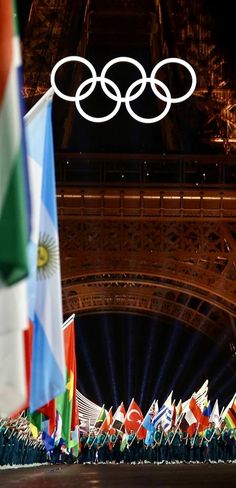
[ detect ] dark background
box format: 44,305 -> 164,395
75,312 -> 236,413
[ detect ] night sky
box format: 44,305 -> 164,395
75,313 -> 236,414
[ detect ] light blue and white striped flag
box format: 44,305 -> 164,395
152,391 -> 173,431
25,89 -> 66,412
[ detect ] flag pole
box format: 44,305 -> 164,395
62,313 -> 76,330
89,404 -> 105,448
24,86 -> 54,123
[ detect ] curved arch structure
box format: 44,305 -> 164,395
59,187 -> 236,352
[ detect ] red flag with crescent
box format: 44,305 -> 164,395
124,398 -> 146,439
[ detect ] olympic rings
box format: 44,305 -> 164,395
100,56 -> 147,102
75,77 -> 122,123
50,55 -> 197,123
125,78 -> 171,124
50,56 -> 97,102
150,57 -> 197,103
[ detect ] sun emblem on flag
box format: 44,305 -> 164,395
37,232 -> 59,279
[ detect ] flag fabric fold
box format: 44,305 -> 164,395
0,0 -> 29,417
111,402 -> 126,432
184,397 -> 202,437
152,391 -> 173,431
24,88 -> 66,413
209,399 -> 220,428
142,400 -> 157,432
100,406 -> 113,432
124,398 -> 146,439
94,405 -> 107,429
199,401 -> 211,432
182,380 -> 208,413
223,396 -> 236,429
56,315 -> 78,447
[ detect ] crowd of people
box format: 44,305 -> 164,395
1,418 -> 236,467
78,422 -> 236,465
0,417 -> 47,467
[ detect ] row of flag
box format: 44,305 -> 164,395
0,0 -> 236,459
10,381 -> 236,455
26,315 -> 79,454
0,0 -> 80,454
87,383 -> 236,450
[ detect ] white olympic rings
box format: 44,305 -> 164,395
50,55 -> 197,124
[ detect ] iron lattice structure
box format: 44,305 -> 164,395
21,0 -> 236,363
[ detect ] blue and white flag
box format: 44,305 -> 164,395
152,391 -> 173,431
25,89 -> 66,412
142,400 -> 157,432
144,429 -> 154,447
152,404 -> 169,427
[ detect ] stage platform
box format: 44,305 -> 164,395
1,462 -> 236,487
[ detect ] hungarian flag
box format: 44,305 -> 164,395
0,0 -> 29,417
125,398 -> 146,439
56,315 -> 78,447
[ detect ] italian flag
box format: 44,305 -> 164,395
0,0 -> 29,416
56,315 -> 78,447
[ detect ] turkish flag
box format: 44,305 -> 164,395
125,399 -> 146,439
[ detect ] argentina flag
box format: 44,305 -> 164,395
25,89 -> 66,412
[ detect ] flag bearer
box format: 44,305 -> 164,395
126,430 -> 138,464
109,429 -> 122,463
96,429 -> 107,463
179,429 -> 189,463
204,422 -> 217,463
87,431 -> 96,463
153,424 -> 163,463
189,428 -> 201,463
168,425 -> 181,463
80,431 -> 89,464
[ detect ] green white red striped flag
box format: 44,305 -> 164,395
0,0 -> 29,416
